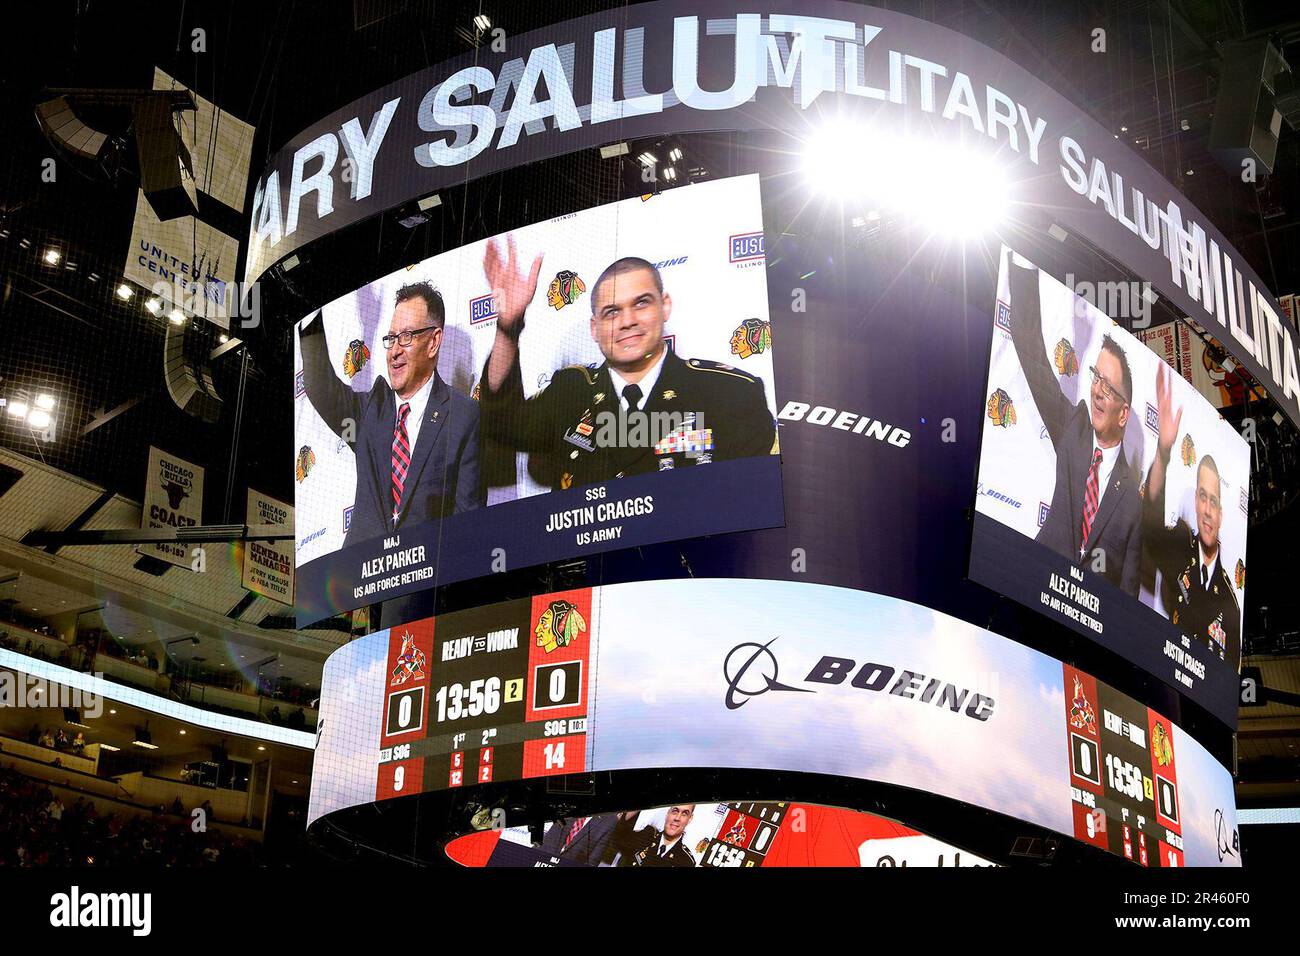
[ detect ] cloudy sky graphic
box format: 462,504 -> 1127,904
589,578 -> 1074,837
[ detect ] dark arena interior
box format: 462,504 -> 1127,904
1,0 -> 1298,937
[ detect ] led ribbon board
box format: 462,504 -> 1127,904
248,0 -> 1300,429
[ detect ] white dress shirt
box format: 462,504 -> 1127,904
607,347 -> 668,411
396,371 -> 437,455
1090,436 -> 1122,505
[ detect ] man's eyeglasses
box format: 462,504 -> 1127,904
382,326 -> 438,349
1089,366 -> 1129,406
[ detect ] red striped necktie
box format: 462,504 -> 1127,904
391,402 -> 411,525
1079,448 -> 1103,556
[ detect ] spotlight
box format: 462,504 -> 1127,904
6,401 -> 27,419
35,394 -> 55,410
473,14 -> 491,31
27,409 -> 51,429
663,166 -> 677,181
145,298 -> 162,315
116,284 -> 134,301
802,124 -> 1010,239
636,151 -> 658,167
168,309 -> 185,325
43,248 -> 61,265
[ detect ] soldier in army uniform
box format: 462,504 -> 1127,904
611,805 -> 698,867
1143,363 -> 1241,666
478,237 -> 776,490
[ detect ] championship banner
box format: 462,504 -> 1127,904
309,578 -> 1240,867
246,0 -> 1300,432
122,68 -> 254,326
444,802 -> 995,868
137,446 -> 204,569
242,489 -> 294,604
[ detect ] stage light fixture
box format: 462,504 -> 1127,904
7,401 -> 28,419
637,151 -> 658,167
599,141 -> 629,159
35,394 -> 55,410
168,309 -> 186,325
116,284 -> 134,301
145,298 -> 162,315
43,248 -> 61,265
27,409 -> 51,429
473,14 -> 491,31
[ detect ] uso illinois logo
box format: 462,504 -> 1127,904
469,292 -> 498,326
729,231 -> 765,263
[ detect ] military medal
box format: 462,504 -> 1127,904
593,392 -> 605,404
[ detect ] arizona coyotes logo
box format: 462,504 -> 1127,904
1151,721 -> 1174,768
390,631 -> 427,685
1235,559 -> 1246,590
1053,339 -> 1080,376
986,388 -> 1016,427
1069,675 -> 1097,733
295,445 -> 316,482
342,339 -> 370,378
534,599 -> 586,653
546,270 -> 586,310
1180,433 -> 1196,467
723,820 -> 748,846
730,318 -> 772,359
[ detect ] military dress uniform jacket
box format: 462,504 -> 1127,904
480,348 -> 776,490
612,818 -> 698,867
1143,512 -> 1242,667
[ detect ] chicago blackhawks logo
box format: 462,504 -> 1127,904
986,388 -> 1016,427
1180,433 -> 1196,466
1053,339 -> 1079,376
730,318 -> 772,359
1068,675 -> 1097,733
1235,559 -> 1246,590
546,270 -> 586,310
295,445 -> 316,482
342,339 -> 370,378
1151,720 -> 1174,768
390,631 -> 427,685
535,599 -> 586,653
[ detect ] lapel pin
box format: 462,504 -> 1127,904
594,392 -> 605,404
662,389 -> 676,401
432,410 -> 439,423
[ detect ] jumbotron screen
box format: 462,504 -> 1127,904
970,246 -> 1251,725
292,174 -> 780,624
311,578 -> 1239,867
444,803 -> 995,868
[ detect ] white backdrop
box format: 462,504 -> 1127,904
294,174 -> 774,563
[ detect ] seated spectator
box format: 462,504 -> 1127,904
71,732 -> 86,753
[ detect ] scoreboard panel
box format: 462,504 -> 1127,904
375,588 -> 595,799
1063,664 -> 1184,867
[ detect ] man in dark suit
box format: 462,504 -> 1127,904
1142,363 -> 1241,665
477,239 -> 775,491
611,806 -> 698,867
1006,257 -> 1141,595
537,813 -> 620,865
299,282 -> 483,549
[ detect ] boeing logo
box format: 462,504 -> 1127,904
1215,809 -> 1239,863
723,639 -> 996,721
722,637 -> 813,709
